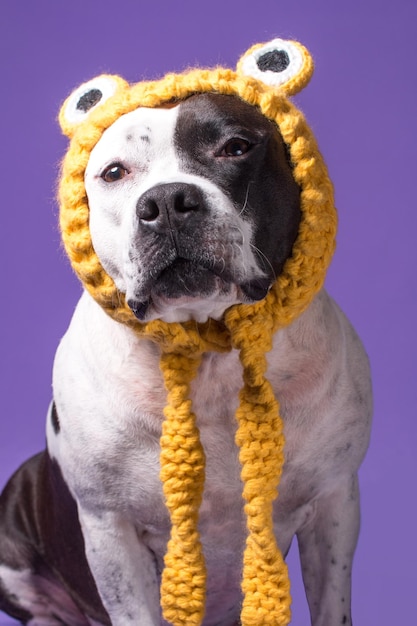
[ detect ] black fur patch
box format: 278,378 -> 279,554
50,402 -> 60,434
173,93 -> 301,280
0,452 -> 110,624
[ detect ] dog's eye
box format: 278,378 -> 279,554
101,164 -> 128,183
221,138 -> 251,157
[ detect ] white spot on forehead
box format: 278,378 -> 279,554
86,106 -> 180,177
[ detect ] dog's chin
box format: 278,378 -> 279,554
126,261 -> 272,324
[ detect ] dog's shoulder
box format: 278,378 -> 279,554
271,289 -> 370,378
268,289 -> 372,471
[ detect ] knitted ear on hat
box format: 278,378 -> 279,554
58,75 -> 129,138
237,38 -> 314,95
57,38 -> 336,626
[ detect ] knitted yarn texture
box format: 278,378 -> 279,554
58,38 -> 337,625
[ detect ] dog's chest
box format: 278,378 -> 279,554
50,291 -> 367,568
51,304 -> 244,519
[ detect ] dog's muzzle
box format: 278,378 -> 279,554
127,182 -> 272,320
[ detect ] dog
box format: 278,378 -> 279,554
0,91 -> 372,625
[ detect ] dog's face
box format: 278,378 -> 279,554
85,93 -> 301,323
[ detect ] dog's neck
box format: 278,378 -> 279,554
137,290 -> 242,324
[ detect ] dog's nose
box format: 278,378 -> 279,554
136,183 -> 204,233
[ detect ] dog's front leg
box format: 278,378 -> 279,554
296,474 -> 360,626
78,506 -> 160,626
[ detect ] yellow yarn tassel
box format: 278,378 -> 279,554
237,368 -> 291,625
230,315 -> 291,625
159,350 -> 207,626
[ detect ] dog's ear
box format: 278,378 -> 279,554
58,75 -> 128,138
237,38 -> 314,96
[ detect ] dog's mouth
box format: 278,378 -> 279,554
126,257 -> 271,321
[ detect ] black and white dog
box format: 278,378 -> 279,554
0,93 -> 372,625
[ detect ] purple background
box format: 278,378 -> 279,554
0,1 -> 416,624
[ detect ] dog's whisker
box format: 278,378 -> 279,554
238,182 -> 253,217
230,224 -> 246,246
249,242 -> 277,282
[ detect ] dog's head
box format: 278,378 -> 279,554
84,93 -> 300,323
58,38 -> 336,333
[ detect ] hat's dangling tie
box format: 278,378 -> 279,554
232,321 -> 291,626
159,349 -> 207,626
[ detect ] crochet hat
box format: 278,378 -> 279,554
58,38 -> 337,626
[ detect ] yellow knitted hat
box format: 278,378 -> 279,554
58,38 -> 336,626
